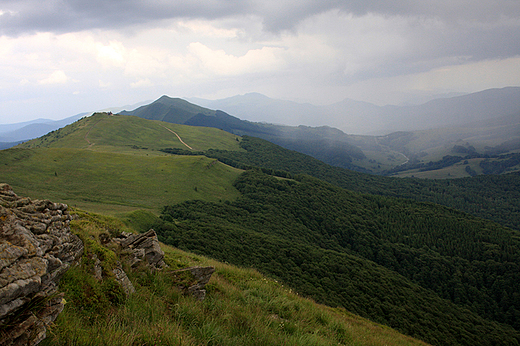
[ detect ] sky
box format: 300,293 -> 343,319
1,0 -> 520,124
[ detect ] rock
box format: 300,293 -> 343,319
0,184 -> 83,346
91,254 -> 103,281
112,263 -> 135,295
115,229 -> 166,269
172,266 -> 215,301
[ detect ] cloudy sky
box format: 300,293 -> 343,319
1,0 -> 520,123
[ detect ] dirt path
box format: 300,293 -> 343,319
398,152 -> 409,165
159,124 -> 194,150
84,118 -> 105,148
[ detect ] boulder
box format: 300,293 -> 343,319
0,184 -> 83,346
172,266 -> 215,301
114,229 -> 166,269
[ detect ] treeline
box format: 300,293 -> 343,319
382,145 -> 520,176
202,136 -> 520,231
154,171 -> 520,346
480,153 -> 520,174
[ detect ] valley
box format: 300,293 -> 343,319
3,88 -> 519,178
2,110 -> 519,346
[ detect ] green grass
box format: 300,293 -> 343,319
41,211 -> 430,346
20,113 -> 243,153
0,147 -> 242,214
3,113 -> 244,214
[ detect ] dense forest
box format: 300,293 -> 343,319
154,171 -> 520,346
191,136 -> 520,231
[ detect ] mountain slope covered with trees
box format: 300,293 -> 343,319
200,136 -> 520,231
154,170 -> 520,346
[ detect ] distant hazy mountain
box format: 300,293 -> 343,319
0,113 -> 88,146
0,100 -> 151,149
0,118 -> 53,133
191,87 -> 520,135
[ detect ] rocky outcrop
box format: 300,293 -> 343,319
113,231 -> 214,300
0,184 -> 83,346
112,263 -> 136,295
114,229 -> 166,270
173,266 -> 215,301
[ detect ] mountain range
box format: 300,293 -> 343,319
190,87 -> 520,135
121,91 -> 520,177
4,87 -> 518,178
3,111 -> 520,345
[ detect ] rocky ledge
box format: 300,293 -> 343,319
113,230 -> 214,300
0,184 -> 83,346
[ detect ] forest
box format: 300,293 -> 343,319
196,136 -> 520,231
154,170 -> 520,346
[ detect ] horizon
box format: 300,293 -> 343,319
0,86 -> 510,126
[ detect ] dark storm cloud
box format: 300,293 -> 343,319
0,0 -> 253,35
2,0 -> 519,36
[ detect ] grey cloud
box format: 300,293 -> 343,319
0,0 -> 253,35
2,0 -> 520,36
255,0 -> 520,32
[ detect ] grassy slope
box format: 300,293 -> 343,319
0,148 -> 241,214
3,113 -> 517,343
41,210 -> 429,346
3,113 -> 243,214
20,113 -> 242,152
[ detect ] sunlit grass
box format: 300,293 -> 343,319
0,147 -> 242,215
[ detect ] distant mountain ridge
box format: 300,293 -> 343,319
120,91 -> 520,176
0,113 -> 88,145
192,87 -> 520,135
4,86 -> 519,177
120,96 -> 368,172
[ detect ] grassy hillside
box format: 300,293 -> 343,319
20,112 -> 242,152
120,95 -> 520,176
2,113 -> 243,214
41,210 -> 430,346
4,112 -> 519,345
0,147 -> 241,214
121,96 -> 370,172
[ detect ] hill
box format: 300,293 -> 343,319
40,209 -> 430,346
204,136 -> 520,232
154,170 -> 520,346
5,113 -> 243,214
4,113 -> 520,345
123,93 -> 520,177
120,96 -> 369,172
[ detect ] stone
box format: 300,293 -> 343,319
112,263 -> 135,295
0,184 -> 83,346
115,229 -> 166,269
172,266 -> 215,301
